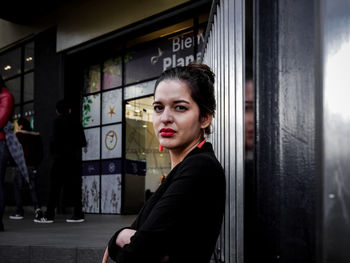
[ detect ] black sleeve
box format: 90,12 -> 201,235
110,155 -> 216,263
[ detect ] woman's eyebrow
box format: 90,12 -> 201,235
173,100 -> 190,104
153,101 -> 162,105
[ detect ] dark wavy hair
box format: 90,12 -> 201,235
154,63 -> 216,135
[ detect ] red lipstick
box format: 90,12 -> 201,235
160,128 -> 176,137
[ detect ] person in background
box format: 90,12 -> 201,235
9,117 -> 44,221
0,75 -> 14,231
35,100 -> 86,223
103,63 -> 226,263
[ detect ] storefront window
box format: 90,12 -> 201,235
0,41 -> 35,129
81,19 -> 207,214
0,48 -> 21,79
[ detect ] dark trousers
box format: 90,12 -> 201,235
13,166 -> 41,214
46,157 -> 83,218
0,141 -> 10,219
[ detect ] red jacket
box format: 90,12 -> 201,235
0,87 -> 14,140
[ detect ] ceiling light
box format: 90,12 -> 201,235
26,57 -> 33,62
4,65 -> 11,71
142,124 -> 147,128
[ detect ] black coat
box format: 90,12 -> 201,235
108,142 -> 226,263
50,114 -> 86,159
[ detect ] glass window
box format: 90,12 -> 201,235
124,29 -> 205,85
13,106 -> 21,120
0,48 -> 21,79
124,80 -> 156,100
82,94 -> 101,127
24,72 -> 34,102
101,174 -> 122,213
23,102 -> 34,118
82,161 -> 100,213
82,127 -> 101,161
84,64 -> 101,94
24,42 -> 34,72
103,57 -> 122,90
102,88 -> 122,124
5,77 -> 21,104
101,124 -> 122,159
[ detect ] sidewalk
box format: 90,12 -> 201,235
0,207 -> 136,263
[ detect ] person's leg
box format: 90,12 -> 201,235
45,159 -> 64,219
28,167 -> 40,210
0,141 -> 10,230
13,167 -> 24,216
66,159 -> 84,222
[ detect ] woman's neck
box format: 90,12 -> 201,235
169,137 -> 203,169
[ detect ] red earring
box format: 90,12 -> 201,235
159,144 -> 163,152
197,139 -> 206,149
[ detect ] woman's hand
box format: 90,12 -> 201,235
116,229 -> 137,247
102,229 -> 136,263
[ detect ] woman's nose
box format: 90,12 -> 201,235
161,107 -> 173,123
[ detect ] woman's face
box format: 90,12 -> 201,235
153,79 -> 208,152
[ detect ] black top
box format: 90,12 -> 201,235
108,142 -> 226,263
50,114 -> 86,159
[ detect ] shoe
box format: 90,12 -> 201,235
9,214 -> 24,220
34,209 -> 44,221
34,217 -> 54,223
66,216 -> 85,223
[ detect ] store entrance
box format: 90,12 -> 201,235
124,95 -> 171,213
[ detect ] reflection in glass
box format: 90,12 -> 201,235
101,124 -> 122,159
0,48 -> 21,79
84,64 -> 101,94
82,128 -> 100,161
102,89 -> 122,124
103,57 -> 122,90
82,94 -> 101,127
24,72 -> 34,102
24,42 -> 34,72
5,77 -> 21,104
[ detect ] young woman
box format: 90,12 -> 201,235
103,63 -> 226,263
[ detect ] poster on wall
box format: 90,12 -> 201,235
102,124 -> 122,159
101,159 -> 122,214
82,161 -> 100,213
82,127 -> 100,161
102,88 -> 122,124
125,29 -> 205,84
82,94 -> 101,127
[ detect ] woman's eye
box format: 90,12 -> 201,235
154,105 -> 163,112
175,105 -> 187,111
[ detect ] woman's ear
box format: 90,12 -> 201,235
200,114 -> 213,130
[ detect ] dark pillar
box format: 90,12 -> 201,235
34,27 -> 63,205
254,0 -> 318,262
